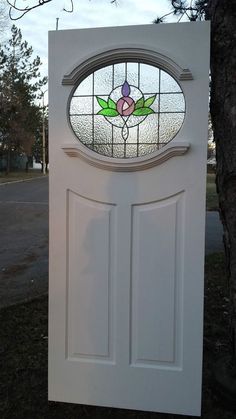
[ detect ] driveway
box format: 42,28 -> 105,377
0,177 -> 223,308
0,177 -> 48,308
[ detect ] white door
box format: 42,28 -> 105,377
49,22 -> 210,416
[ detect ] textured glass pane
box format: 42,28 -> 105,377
70,116 -> 93,144
126,144 -> 138,158
74,74 -> 93,96
106,114 -> 124,129
139,144 -> 158,156
69,61 -> 186,159
139,64 -> 159,93
113,126 -> 123,144
160,93 -> 185,112
93,144 -> 112,157
109,85 -> 123,103
94,115 -> 112,144
126,126 -> 138,144
126,115 -> 146,128
139,114 -> 159,144
129,85 -> 143,102
113,144 -> 125,158
160,70 -> 181,93
70,97 -> 92,115
127,62 -> 139,86
159,113 -> 185,143
94,66 -> 112,95
114,63 -> 125,87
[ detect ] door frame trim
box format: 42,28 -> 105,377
62,141 -> 190,172
62,47 -> 193,85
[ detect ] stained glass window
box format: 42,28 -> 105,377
69,63 -> 185,158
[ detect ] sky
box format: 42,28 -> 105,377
6,0 -> 173,81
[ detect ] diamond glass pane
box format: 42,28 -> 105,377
69,62 -> 185,158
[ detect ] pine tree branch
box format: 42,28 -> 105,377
154,0 -> 209,24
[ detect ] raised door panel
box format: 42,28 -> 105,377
131,193 -> 184,368
66,190 -> 116,363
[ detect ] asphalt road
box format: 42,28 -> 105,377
0,177 -> 223,308
0,177 -> 48,308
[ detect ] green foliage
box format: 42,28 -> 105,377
97,108 -> 119,116
96,97 -> 118,114
32,109 -> 48,167
96,97 -> 108,109
108,98 -> 116,109
134,97 -> 144,109
96,93 -> 156,117
144,95 -> 156,108
96,97 -> 118,112
0,25 -> 47,171
133,95 -> 157,115
133,107 -> 154,116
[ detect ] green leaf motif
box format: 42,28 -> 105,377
108,98 -> 116,109
133,107 -> 154,116
97,108 -> 119,117
96,97 -> 108,109
135,97 -> 144,110
144,95 -> 157,108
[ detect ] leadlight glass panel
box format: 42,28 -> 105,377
69,62 -> 185,158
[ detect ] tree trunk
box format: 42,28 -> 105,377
208,0 -> 236,360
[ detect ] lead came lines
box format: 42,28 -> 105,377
69,62 -> 185,158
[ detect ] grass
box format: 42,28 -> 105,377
206,173 -> 218,211
0,170 -> 47,184
0,252 -> 234,419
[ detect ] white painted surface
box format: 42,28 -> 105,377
67,191 -> 115,361
49,22 -> 210,416
131,194 -> 183,366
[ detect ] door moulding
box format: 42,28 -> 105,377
62,141 -> 190,172
62,47 -> 193,86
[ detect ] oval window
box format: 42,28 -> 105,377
69,62 -> 185,158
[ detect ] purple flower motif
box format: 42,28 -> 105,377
117,97 -> 135,116
122,81 -> 130,97
96,80 -> 157,141
115,81 -> 134,116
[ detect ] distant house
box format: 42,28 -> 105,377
0,152 -> 28,171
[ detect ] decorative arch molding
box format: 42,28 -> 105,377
62,47 -> 193,86
62,46 -> 191,171
61,141 -> 190,172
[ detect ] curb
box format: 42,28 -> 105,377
0,175 -> 47,186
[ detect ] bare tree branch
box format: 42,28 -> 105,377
7,0 -> 53,20
63,0 -> 73,13
7,0 -> 118,20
